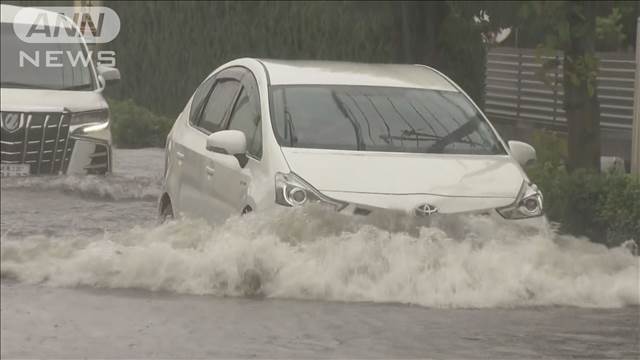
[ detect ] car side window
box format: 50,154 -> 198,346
227,75 -> 262,159
189,75 -> 215,125
198,79 -> 241,133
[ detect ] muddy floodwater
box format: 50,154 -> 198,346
1,149 -> 639,359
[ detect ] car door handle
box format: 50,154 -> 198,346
175,151 -> 185,160
205,165 -> 215,176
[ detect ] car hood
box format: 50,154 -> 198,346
0,88 -> 108,113
281,148 -> 525,199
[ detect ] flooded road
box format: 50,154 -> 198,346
1,149 -> 639,358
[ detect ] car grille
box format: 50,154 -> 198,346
1,112 -> 74,175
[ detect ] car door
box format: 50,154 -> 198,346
201,71 -> 263,221
169,74 -> 215,217
176,68 -> 242,220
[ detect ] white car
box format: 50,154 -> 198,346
0,5 -> 119,176
160,58 -> 543,226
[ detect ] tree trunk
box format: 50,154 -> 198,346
563,2 -> 601,171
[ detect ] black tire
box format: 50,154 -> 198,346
159,200 -> 174,223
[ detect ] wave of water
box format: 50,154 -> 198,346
1,206 -> 638,308
0,174 -> 161,201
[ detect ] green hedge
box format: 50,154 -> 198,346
527,132 -> 639,247
528,163 -> 639,247
107,98 -> 173,148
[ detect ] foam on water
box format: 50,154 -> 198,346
1,206 -> 637,308
0,148 -> 164,201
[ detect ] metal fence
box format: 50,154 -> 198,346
485,46 -> 636,132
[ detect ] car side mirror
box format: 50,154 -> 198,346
508,140 -> 536,167
97,65 -> 120,88
206,130 -> 248,167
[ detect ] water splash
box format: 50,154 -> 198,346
0,174 -> 161,201
1,206 -> 638,308
0,148 -> 164,201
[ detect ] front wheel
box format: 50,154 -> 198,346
159,201 -> 174,223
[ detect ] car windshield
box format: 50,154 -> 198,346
0,22 -> 95,91
270,85 -> 506,155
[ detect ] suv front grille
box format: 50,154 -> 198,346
1,112 -> 74,174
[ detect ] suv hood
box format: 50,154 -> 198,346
0,88 -> 108,112
281,148 -> 524,199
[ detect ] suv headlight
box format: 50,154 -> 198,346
71,109 -> 109,132
275,172 -> 347,211
496,182 -> 544,219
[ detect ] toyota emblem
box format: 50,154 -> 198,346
414,203 -> 438,216
1,112 -> 23,133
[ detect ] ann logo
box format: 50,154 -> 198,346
25,11 -> 104,39
14,6 -> 120,44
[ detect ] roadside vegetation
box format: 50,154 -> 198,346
527,131 -> 640,248
107,98 -> 173,148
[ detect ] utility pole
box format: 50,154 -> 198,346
632,16 -> 639,175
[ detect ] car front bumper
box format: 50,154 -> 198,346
337,201 -> 547,231
310,191 -> 550,234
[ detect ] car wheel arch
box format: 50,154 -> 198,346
159,192 -> 174,222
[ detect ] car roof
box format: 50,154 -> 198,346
1,4 -> 72,28
256,59 -> 458,91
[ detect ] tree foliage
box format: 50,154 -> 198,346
103,1 -> 397,116
509,1 -> 604,171
596,8 -> 627,51
103,1 -> 501,117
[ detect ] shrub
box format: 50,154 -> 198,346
531,129 -> 567,166
107,98 -> 174,148
526,132 -> 640,247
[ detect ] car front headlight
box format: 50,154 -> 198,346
275,172 -> 347,211
496,182 -> 544,219
71,109 -> 110,132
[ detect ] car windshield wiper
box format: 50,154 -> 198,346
427,119 -> 478,153
379,129 -> 439,142
379,128 -> 486,152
